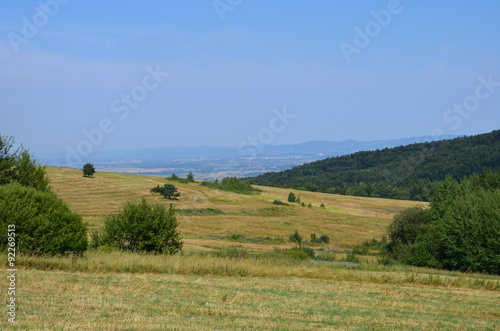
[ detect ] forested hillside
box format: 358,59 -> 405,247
249,130 -> 500,201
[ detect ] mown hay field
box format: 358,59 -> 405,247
3,167 -> 497,330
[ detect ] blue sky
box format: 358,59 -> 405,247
1,0 -> 499,155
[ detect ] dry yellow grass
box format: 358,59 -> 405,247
45,167 -> 426,247
3,265 -> 499,330
3,167 -> 498,330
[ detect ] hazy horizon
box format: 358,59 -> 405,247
33,132 -> 465,156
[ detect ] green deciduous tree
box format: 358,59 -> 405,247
82,163 -> 96,177
437,187 -> 500,273
99,199 -> 182,254
387,206 -> 430,256
0,134 -> 50,191
151,184 -> 181,199
386,171 -> 500,274
0,183 -> 87,255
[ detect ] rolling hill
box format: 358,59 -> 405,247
249,130 -> 500,201
45,167 -> 424,248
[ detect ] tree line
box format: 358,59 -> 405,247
386,170 -> 500,274
249,130 -> 500,201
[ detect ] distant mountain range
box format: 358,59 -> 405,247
36,135 -> 457,180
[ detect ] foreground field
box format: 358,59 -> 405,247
3,252 -> 500,330
5,167 -> 498,330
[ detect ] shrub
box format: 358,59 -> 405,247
213,246 -> 249,259
320,234 -> 330,244
100,199 -> 182,254
0,183 -> 87,255
287,192 -> 296,202
320,203 -> 326,209
228,234 -> 244,240
177,208 -> 225,216
300,246 -> 316,259
168,173 -> 180,181
272,200 -> 287,205
201,177 -> 262,194
352,245 -> 369,255
151,184 -> 181,199
342,251 -> 360,263
378,255 -> 396,266
315,249 -> 336,262
310,233 -> 318,243
310,233 -> 325,244
289,230 -> 302,248
308,203 -> 313,208
387,206 -> 430,258
168,172 -> 194,183
271,248 -> 313,260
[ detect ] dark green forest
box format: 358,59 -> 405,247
249,130 -> 500,201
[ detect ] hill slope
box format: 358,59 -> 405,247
6,168 -> 498,330
46,167 -> 424,248
249,130 -> 500,201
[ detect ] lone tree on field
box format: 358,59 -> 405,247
82,163 -> 95,177
151,184 -> 181,199
162,184 -> 180,199
287,192 -> 296,203
186,172 -> 195,182
95,199 -> 182,254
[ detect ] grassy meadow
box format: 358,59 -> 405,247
2,167 -> 499,330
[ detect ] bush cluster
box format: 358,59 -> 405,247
0,183 -> 87,255
167,172 -> 195,183
387,171 -> 500,274
201,177 -> 262,194
0,134 -> 87,255
92,199 -> 182,254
